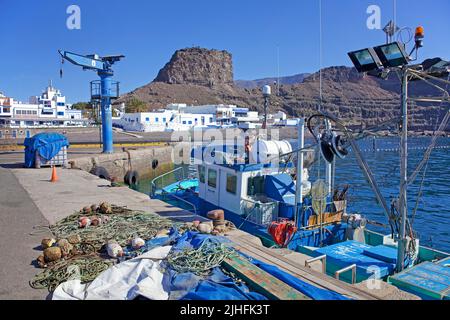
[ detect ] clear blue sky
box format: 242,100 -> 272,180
0,0 -> 448,103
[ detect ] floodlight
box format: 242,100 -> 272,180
373,42 -> 409,68
348,48 -> 383,73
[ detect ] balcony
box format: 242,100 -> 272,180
90,80 -> 120,100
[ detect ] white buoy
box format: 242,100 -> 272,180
106,243 -> 123,258
131,237 -> 145,249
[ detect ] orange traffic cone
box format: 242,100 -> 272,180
50,166 -> 58,182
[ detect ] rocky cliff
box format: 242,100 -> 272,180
153,47 -> 233,87
117,47 -> 449,131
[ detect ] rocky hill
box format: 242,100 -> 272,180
235,73 -> 310,89
116,47 -> 449,131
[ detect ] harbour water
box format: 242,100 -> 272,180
329,137 -> 450,252
135,136 -> 450,253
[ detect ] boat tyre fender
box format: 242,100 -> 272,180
90,166 -> 111,181
124,170 -> 139,186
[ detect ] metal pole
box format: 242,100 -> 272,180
325,120 -> 332,194
397,69 -> 409,272
263,96 -> 268,129
294,118 -> 305,227
99,72 -> 114,153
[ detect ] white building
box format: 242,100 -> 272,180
169,104 -> 261,129
0,83 -> 88,128
113,109 -> 216,132
113,103 -> 262,132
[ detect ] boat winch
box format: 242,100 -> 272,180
319,130 -> 349,163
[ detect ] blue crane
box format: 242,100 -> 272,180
58,50 -> 124,153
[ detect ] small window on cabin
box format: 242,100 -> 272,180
145,117 -> 150,121
208,169 -> 217,188
226,174 -> 237,194
247,176 -> 265,196
155,117 -> 159,122
199,165 -> 205,183
188,121 -> 192,125
182,121 -> 186,124
163,118 -> 166,122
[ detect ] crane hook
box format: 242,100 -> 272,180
60,58 -> 64,78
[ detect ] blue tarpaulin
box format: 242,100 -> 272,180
125,227 -> 350,300
23,133 -> 69,168
181,268 -> 268,300
162,229 -> 267,300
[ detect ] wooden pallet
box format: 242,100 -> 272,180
222,254 -> 310,300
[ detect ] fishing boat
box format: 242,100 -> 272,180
151,28 -> 450,300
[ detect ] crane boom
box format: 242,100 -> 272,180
58,50 -> 106,71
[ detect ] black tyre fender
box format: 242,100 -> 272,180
124,170 -> 139,185
90,166 -> 111,181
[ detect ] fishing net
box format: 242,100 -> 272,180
49,205 -> 173,251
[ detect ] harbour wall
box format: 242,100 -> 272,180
68,145 -> 175,182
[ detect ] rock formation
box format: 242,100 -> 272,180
153,47 -> 233,88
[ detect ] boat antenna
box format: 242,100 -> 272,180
277,46 -> 280,96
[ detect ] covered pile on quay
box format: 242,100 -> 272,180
30,203 -> 350,300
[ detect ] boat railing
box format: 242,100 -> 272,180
335,264 -> 357,284
162,191 -> 198,215
305,255 -> 327,274
150,166 -> 187,197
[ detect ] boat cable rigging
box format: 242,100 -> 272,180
409,72 -> 450,228
306,112 -> 398,235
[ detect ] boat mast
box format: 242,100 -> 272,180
397,68 -> 409,272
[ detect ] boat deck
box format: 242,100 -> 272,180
389,257 -> 450,300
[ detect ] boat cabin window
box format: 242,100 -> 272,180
226,174 -> 237,194
208,169 -> 217,188
247,176 -> 264,196
198,165 -> 205,183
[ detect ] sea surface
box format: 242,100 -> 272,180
136,137 -> 450,253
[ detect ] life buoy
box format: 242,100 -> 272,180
124,170 -> 139,185
90,166 -> 110,181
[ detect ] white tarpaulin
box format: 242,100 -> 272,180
52,246 -> 172,300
